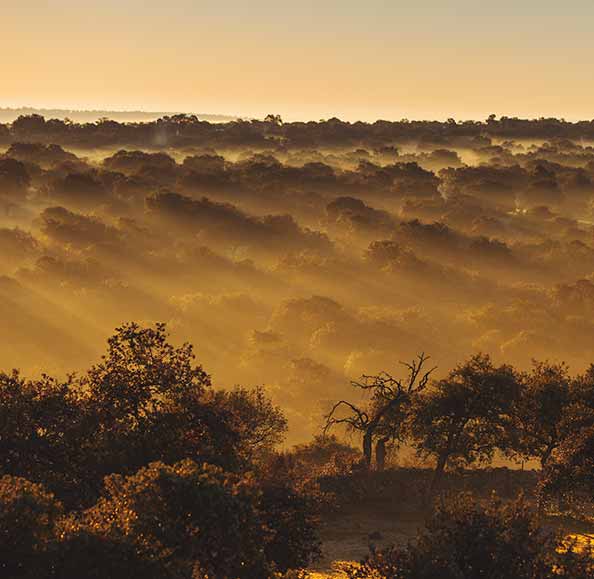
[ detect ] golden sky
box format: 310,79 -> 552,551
3,0 -> 594,121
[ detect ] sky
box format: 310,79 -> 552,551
3,0 -> 594,122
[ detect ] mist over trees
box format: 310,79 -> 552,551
4,113 -> 594,575
4,114 -> 594,442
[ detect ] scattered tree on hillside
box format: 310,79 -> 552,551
324,353 -> 435,470
507,361 -> 594,468
410,353 -> 518,492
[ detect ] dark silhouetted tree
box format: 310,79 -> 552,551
410,354 -> 518,492
324,354 -> 434,470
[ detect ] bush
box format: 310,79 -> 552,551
259,480 -> 321,572
0,475 -> 61,578
49,517 -> 166,579
73,458 -> 320,577
343,493 -> 594,579
85,460 -> 270,578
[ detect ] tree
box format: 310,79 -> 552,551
507,361 -> 593,469
0,371 -> 83,499
291,434 -> 359,472
264,114 -> 283,125
0,157 -> 30,198
77,322 -> 292,502
324,354 -> 435,470
211,386 -> 288,462
0,323 -> 289,508
540,425 -> 594,500
86,324 -> 282,476
84,321 -> 212,421
410,354 -> 518,492
12,114 -> 46,137
72,322 -> 228,502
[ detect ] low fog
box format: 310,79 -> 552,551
3,113 -> 594,443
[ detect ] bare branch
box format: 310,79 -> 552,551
323,400 -> 369,435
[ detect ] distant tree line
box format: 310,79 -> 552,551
4,113 -> 594,149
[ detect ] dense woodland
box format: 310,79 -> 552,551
5,113 -> 594,147
3,114 -> 594,577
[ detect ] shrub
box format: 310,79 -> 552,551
85,460 -> 270,578
0,475 -> 61,578
259,480 -> 321,572
49,517 -> 166,579
343,493 -> 594,579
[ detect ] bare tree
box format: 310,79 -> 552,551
324,353 -> 435,470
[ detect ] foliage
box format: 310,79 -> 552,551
292,435 -> 359,475
0,459 -> 320,579
84,459 -> 271,578
49,517 -> 167,579
0,371 -> 82,499
0,322 -> 287,508
540,425 -> 594,498
410,353 -> 519,491
5,326 -> 594,575
0,475 -> 61,578
343,493 -> 594,579
259,478 -> 321,572
507,361 -> 594,467
210,385 -> 288,463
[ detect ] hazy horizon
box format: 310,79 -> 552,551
2,105 -> 594,125
4,1 -> 594,123
0,106 -> 239,124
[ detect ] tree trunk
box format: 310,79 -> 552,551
540,445 -> 554,470
430,453 -> 448,494
363,430 -> 373,468
375,437 -> 389,471
539,444 -> 558,513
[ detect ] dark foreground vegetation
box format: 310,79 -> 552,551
0,323 -> 319,578
343,494 -> 593,579
2,323 -> 594,577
